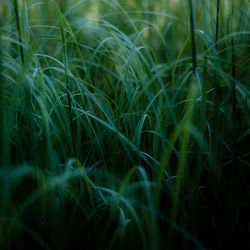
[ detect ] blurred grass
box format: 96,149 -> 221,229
0,0 -> 250,249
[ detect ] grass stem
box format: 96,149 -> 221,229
215,0 -> 220,50
189,0 -> 196,75
14,0 -> 25,64
59,17 -> 75,154
0,33 -> 5,167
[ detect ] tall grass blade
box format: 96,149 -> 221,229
189,0 -> 197,75
0,31 -> 5,167
14,0 -> 24,64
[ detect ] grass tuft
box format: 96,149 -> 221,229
0,1 -> 249,249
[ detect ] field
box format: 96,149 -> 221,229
0,0 -> 249,249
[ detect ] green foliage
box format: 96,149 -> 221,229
0,0 -> 249,249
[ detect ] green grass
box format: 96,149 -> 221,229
0,0 -> 249,249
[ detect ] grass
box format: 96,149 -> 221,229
0,0 -> 249,249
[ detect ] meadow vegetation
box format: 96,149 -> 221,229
0,0 -> 249,249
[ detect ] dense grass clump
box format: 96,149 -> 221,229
0,0 -> 249,249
